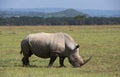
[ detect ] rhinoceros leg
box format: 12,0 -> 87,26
21,40 -> 33,66
22,52 -> 33,66
59,57 -> 66,67
48,52 -> 58,67
22,56 -> 30,66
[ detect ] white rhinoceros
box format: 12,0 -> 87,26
20,32 -> 92,67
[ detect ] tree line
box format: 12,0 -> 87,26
0,16 -> 120,25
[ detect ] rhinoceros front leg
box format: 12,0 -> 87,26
48,52 -> 58,67
59,57 -> 66,67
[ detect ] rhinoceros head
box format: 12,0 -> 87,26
68,44 -> 92,67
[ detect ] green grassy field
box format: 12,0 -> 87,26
0,25 -> 120,77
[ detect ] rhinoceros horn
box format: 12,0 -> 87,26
81,56 -> 92,66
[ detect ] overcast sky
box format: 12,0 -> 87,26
0,0 -> 120,10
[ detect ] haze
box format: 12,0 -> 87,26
0,0 -> 120,10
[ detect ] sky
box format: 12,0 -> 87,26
0,0 -> 120,10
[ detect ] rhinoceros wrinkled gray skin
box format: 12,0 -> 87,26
20,32 -> 92,67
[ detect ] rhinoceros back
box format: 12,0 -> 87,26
26,32 -> 65,58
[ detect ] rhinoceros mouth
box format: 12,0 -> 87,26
81,56 -> 92,66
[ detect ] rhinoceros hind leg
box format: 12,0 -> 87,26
22,56 -> 30,66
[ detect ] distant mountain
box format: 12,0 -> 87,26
46,9 -> 85,17
0,8 -> 120,17
0,9 -> 86,17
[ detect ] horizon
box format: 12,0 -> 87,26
1,8 -> 120,11
0,0 -> 120,10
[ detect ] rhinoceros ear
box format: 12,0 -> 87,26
74,44 -> 80,50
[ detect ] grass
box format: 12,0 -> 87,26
0,25 -> 120,77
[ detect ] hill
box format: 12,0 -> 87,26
0,9 -> 86,18
47,9 -> 85,17
1,8 -> 120,17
